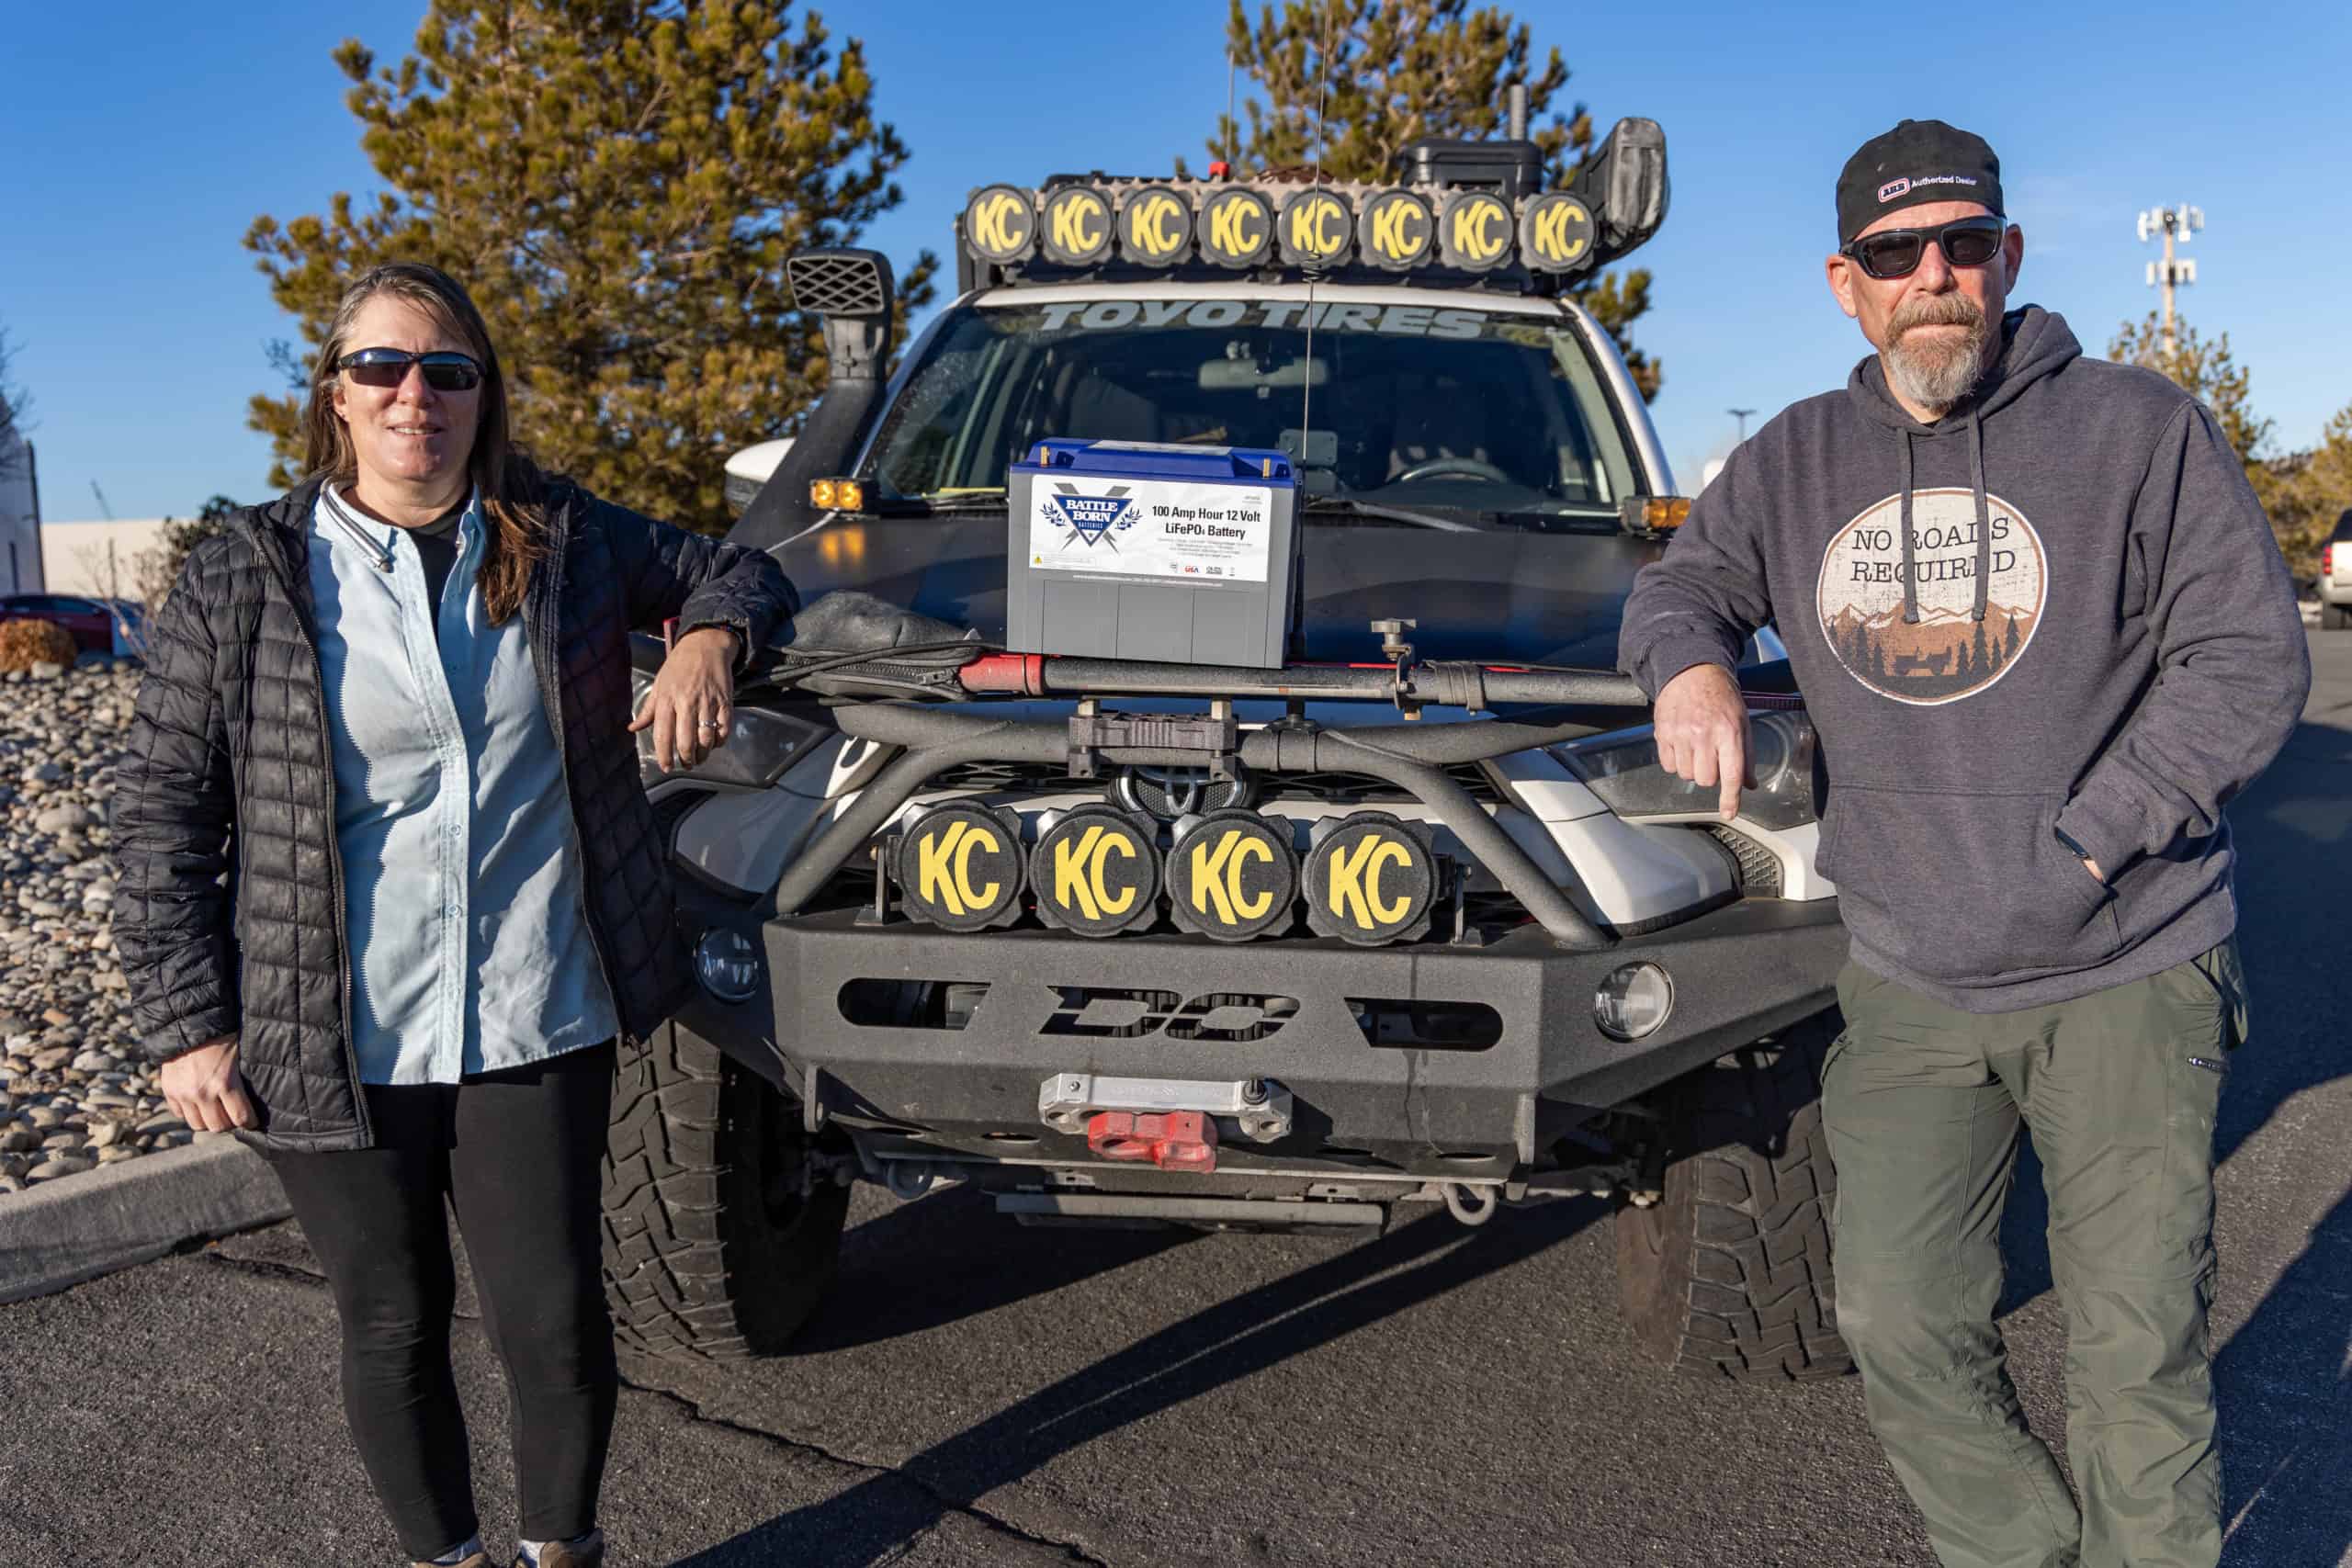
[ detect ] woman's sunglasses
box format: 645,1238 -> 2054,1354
336,347 -> 485,392
1840,216 -> 2007,280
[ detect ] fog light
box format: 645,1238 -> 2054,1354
1594,962 -> 1673,1041
695,929 -> 762,1004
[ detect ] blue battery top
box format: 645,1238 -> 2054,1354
1013,437 -> 1295,487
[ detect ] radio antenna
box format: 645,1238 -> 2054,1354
1226,45 -> 1237,169
1297,0 -> 1337,448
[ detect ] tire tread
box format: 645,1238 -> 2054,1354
1616,1016 -> 1854,1384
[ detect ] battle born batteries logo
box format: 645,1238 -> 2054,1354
1815,487 -> 2048,705
1044,481 -> 1144,551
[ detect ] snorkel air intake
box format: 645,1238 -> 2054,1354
730,248 -> 898,552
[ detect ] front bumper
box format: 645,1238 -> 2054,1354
674,890 -> 1846,1182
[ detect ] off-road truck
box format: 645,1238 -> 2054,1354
605,118 -> 1853,1382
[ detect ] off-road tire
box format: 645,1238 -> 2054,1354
601,1023 -> 850,1359
1614,1013 -> 1853,1382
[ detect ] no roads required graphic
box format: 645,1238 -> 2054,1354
1815,487 -> 2047,705
1029,477 -> 1274,584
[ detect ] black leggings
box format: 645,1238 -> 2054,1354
265,1041 -> 619,1560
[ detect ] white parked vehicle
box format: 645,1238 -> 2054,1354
2320,508 -> 2352,630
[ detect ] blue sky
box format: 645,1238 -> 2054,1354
5,0 -> 2345,523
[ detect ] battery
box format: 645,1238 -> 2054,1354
1007,438 -> 1299,668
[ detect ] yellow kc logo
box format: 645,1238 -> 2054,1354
914,820 -> 1001,917
1125,193 -> 1185,258
1050,825 -> 1140,922
1326,836 -> 1412,931
1530,198 -> 1589,264
1189,829 -> 1274,925
1367,196 -> 1429,262
1287,195 -> 1344,258
1448,197 -> 1508,263
1207,193 -> 1265,257
970,190 -> 1029,255
1047,191 -> 1107,256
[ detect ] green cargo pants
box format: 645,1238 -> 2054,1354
1822,940 -> 2245,1568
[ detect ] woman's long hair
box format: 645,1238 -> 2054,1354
300,263 -> 548,624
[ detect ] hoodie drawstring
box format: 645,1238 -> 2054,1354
1894,408 -> 1996,625
1898,431 -> 1920,624
1966,403 -> 1991,622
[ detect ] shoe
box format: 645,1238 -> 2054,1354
517,1530 -> 605,1568
413,1555 -> 492,1568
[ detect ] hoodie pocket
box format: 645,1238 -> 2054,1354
1822,787 -> 2121,984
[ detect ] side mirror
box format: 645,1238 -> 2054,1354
786,248 -> 897,387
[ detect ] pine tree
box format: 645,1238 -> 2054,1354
2109,310 -> 2306,560
247,2 -> 935,534
1970,615 -> 1988,676
2259,398 -> 2352,564
1214,0 -> 1660,400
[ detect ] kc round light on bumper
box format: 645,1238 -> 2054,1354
1594,962 -> 1673,1041
695,929 -> 762,1004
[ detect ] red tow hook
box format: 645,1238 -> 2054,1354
1087,1111 -> 1219,1173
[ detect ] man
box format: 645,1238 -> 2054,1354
1618,119 -> 2309,1568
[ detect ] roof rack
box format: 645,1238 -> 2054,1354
953,118 -> 1667,297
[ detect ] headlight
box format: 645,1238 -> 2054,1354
1595,962 -> 1673,1041
694,929 -> 762,1004
632,673 -> 823,790
1552,710 -> 1819,829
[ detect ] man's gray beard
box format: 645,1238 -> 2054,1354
1883,319 -> 1992,416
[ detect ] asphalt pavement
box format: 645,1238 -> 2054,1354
4,630 -> 2346,1568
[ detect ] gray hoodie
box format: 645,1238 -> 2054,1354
1620,306 -> 2310,1012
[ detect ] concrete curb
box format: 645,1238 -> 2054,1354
0,1136 -> 290,1304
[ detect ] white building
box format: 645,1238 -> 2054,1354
39,518 -> 171,600
0,399 -> 40,593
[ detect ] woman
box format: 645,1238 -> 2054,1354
112,262 -> 794,1568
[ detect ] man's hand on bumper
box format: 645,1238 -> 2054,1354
1654,662 -> 1751,819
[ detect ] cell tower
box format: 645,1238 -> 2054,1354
2136,204 -> 2203,356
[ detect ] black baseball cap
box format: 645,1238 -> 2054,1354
1837,119 -> 2003,243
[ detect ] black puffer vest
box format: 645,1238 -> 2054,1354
111,479 -> 794,1153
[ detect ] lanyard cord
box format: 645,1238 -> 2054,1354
320,484 -> 396,573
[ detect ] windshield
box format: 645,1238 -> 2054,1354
865,295 -> 1640,528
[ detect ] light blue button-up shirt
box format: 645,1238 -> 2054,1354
307,486 -> 618,1084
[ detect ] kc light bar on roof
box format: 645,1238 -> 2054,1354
956,117 -> 1664,283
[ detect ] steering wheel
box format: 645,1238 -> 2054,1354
1394,456 -> 1513,486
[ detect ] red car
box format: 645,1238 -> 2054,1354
0,593 -> 142,656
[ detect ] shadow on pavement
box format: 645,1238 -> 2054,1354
1986,705 -> 2352,1561
1997,712 -> 2352,1314
675,1197 -> 1608,1567
787,1186 -> 1197,1353
2216,1181 -> 2352,1564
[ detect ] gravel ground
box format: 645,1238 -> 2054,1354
0,657 -> 197,1195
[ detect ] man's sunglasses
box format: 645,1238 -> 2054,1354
336,347 -> 485,392
1840,216 -> 2007,280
